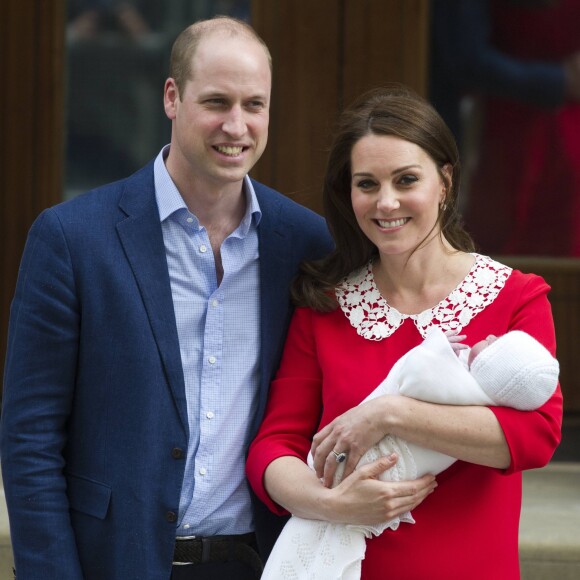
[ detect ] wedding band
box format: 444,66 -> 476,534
332,450 -> 347,463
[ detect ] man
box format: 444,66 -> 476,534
0,16 -> 332,580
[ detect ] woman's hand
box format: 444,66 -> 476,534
325,456 -> 437,525
311,396 -> 392,487
264,454 -> 437,526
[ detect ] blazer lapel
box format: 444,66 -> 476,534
116,165 -> 188,433
254,187 -> 296,431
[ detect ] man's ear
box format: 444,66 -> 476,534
163,78 -> 179,120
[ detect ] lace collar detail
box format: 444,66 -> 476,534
335,254 -> 512,341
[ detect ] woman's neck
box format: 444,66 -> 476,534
372,242 -> 475,315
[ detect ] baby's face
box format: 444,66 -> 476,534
468,335 -> 498,367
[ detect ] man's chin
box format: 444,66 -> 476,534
215,162 -> 255,181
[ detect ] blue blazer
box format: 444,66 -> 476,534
0,161 -> 333,579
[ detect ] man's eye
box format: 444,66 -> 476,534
247,101 -> 265,110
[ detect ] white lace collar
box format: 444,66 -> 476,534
335,254 -> 512,341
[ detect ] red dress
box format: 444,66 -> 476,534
465,0 -> 580,256
247,255 -> 563,579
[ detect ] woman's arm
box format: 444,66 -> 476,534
263,454 -> 437,526
311,395 -> 509,486
386,397 -> 510,467
247,307 -> 439,523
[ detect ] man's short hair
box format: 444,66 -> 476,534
169,16 -> 272,98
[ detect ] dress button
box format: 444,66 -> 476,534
171,447 -> 183,459
166,511 -> 177,523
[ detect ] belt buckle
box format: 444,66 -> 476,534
173,535 -> 197,566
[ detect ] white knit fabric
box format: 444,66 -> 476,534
261,327 -> 559,580
470,330 -> 559,410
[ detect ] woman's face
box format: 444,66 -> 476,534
350,133 -> 449,258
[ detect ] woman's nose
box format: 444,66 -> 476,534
376,187 -> 400,211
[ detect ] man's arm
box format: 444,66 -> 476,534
1,209 -> 84,578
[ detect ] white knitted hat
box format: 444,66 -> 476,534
469,331 -> 559,411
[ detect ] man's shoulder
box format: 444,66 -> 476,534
53,162 -> 155,218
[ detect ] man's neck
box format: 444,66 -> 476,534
183,180 -> 247,287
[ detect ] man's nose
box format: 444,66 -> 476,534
222,105 -> 246,138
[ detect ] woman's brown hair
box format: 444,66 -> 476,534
292,85 -> 474,311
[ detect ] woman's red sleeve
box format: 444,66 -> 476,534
491,273 -> 563,474
246,307 -> 324,514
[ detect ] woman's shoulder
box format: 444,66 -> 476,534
493,258 -> 551,297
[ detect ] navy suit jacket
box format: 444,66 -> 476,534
0,161 -> 333,579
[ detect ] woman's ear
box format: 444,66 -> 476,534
440,163 -> 453,202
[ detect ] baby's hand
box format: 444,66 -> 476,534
444,330 -> 468,356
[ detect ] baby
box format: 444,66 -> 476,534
262,327 -> 559,580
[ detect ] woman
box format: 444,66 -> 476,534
246,86 -> 562,579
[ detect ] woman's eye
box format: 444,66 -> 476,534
356,179 -> 376,190
399,174 -> 418,186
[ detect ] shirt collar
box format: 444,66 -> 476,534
154,145 -> 262,231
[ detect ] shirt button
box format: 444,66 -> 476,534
171,447 -> 183,459
186,217 -> 193,223
183,524 -> 191,530
166,511 -> 177,523
200,245 -> 208,253
206,411 -> 214,419
199,467 -> 207,476
208,356 -> 216,364
211,299 -> 219,307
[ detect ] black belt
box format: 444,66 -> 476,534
173,533 -> 262,574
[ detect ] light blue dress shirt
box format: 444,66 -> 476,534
154,146 -> 262,536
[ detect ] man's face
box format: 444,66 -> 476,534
164,32 -> 271,191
